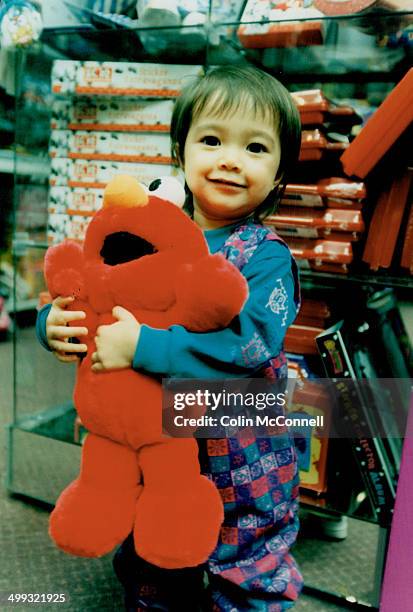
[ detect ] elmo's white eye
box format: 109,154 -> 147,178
148,177 -> 185,208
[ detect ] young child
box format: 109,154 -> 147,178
37,64 -> 303,611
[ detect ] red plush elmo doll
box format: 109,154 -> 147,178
44,175 -> 248,568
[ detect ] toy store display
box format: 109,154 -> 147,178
47,60 -> 196,244
135,0 -> 243,54
0,0 -> 42,48
286,239 -> 353,274
299,129 -> 348,162
290,378 -> 331,495
237,0 -> 324,48
49,130 -> 172,164
290,90 -> 361,163
341,68 -> 413,179
49,157 -> 178,190
51,98 -> 174,132
266,208 -> 365,242
51,60 -> 202,97
291,89 -> 362,132
314,0 -> 413,17
341,68 -> 413,274
44,173 -> 248,567
263,89 -> 366,276
281,178 -> 366,210
285,298 -> 331,356
285,323 -> 324,355
316,320 -> 398,526
362,167 -> 412,272
137,0 -> 241,25
283,301 -> 333,499
48,186 -> 104,216
294,297 -> 331,328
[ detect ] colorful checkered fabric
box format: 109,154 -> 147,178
198,434 -> 302,611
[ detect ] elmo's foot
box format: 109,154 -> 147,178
50,479 -> 142,557
134,476 -> 223,568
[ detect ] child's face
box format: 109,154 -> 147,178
183,102 -> 281,229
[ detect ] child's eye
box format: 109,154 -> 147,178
247,142 -> 267,153
201,135 -> 220,146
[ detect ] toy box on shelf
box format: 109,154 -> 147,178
51,61 -> 202,96
49,130 -> 172,164
47,60 -> 196,244
51,97 -> 174,131
237,0 -> 324,49
285,300 -> 332,501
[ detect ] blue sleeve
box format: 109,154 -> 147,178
133,240 -> 299,378
36,303 -> 52,351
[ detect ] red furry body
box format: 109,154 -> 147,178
44,177 -> 248,568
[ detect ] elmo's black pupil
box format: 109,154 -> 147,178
100,232 -> 156,265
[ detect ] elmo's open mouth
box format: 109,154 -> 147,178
100,232 -> 157,266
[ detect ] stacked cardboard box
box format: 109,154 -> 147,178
47,61 -> 202,243
237,0 -> 324,49
264,90 -> 366,274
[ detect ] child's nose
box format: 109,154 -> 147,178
218,147 -> 241,171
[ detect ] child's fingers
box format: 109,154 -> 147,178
49,339 -> 88,353
50,325 -> 88,339
62,310 -> 86,322
53,351 -> 81,363
53,296 -> 75,308
91,351 -> 104,372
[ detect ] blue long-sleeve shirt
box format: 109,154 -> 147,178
36,221 -> 298,379
134,222 -> 297,378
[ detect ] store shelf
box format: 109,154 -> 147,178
300,269 -> 413,290
0,150 -> 50,177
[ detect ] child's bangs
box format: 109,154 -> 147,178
193,87 -> 277,127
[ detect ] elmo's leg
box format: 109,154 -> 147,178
134,438 -> 223,569
49,434 -> 142,557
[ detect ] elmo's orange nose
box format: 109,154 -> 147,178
103,175 -> 148,209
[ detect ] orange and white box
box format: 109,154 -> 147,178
51,98 -> 174,132
49,130 -> 172,164
47,213 -> 92,244
48,186 -> 104,216
238,0 -> 324,49
50,158 -> 182,189
52,60 -> 203,97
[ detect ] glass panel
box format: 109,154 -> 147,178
41,24 -> 209,64
222,13 -> 413,79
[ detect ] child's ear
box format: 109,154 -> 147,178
273,172 -> 284,189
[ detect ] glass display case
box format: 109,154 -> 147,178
2,1 -> 412,608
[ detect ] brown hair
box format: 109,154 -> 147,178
170,64 -> 301,220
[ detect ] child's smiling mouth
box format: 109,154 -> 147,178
208,178 -> 247,188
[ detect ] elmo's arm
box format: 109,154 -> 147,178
174,255 -> 248,331
43,240 -> 97,346
44,240 -> 86,301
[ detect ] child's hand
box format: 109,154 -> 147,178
46,296 -> 88,363
91,306 -> 141,372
